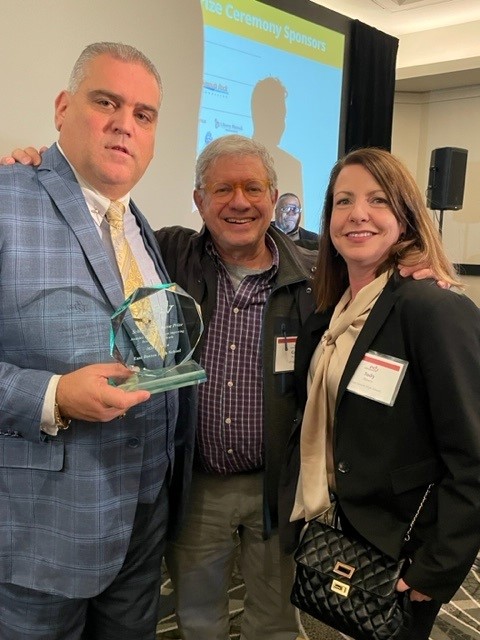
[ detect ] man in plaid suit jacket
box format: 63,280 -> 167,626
0,42 -> 195,640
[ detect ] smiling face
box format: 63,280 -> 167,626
330,163 -> 405,285
194,153 -> 277,267
55,53 -> 160,199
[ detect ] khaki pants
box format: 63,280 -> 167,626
165,471 -> 300,640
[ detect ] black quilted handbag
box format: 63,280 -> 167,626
291,519 -> 412,640
291,486 -> 433,640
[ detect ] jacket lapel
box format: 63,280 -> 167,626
38,147 -> 126,313
336,275 -> 400,408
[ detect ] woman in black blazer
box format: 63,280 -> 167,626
286,148 -> 480,639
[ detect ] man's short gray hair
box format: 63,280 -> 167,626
68,42 -> 162,94
195,134 -> 278,195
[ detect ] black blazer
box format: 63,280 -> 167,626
281,273 -> 480,602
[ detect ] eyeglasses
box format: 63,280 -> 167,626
201,180 -> 271,203
279,204 -> 301,214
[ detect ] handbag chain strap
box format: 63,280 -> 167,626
403,483 -> 434,542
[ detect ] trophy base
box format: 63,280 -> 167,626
112,361 -> 207,394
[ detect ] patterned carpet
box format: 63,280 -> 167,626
156,563 -> 480,639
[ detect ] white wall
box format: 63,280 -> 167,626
392,87 -> 480,305
0,0 -> 204,231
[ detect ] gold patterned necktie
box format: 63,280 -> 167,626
106,200 -> 165,358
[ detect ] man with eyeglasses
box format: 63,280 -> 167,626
156,134 -> 316,640
274,192 -> 318,248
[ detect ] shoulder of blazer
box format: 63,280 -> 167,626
0,144 -> 69,185
335,272 -> 450,404
296,273 -> 402,386
16,145 -> 79,203
37,144 -> 78,182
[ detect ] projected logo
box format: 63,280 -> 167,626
204,80 -> 229,97
214,118 -> 244,133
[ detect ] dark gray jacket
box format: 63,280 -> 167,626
155,224 -> 316,535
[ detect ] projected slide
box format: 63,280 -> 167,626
199,0 -> 345,232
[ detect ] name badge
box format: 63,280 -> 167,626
347,350 -> 408,406
274,336 -> 297,373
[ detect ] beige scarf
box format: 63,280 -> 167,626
291,271 -> 390,522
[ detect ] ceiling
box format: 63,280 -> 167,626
310,0 -> 480,92
310,0 -> 480,36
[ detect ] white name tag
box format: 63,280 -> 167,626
347,350 -> 408,406
274,336 -> 297,373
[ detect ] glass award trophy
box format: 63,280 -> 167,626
109,282 -> 207,393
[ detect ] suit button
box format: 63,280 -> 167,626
127,437 -> 140,448
337,461 -> 350,474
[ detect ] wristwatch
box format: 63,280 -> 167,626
54,402 -> 71,431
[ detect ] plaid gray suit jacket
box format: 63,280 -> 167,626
0,145 -> 193,598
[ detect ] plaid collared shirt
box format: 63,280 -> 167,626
196,237 -> 279,474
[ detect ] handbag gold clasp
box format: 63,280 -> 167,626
331,579 -> 350,597
333,561 -> 355,579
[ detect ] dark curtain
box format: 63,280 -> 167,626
345,20 -> 399,152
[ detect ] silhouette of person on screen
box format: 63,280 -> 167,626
251,77 -> 304,210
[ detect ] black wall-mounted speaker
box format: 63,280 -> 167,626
426,147 -> 468,211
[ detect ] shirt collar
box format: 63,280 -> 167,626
205,231 -> 279,280
56,142 -> 130,225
